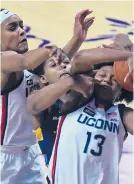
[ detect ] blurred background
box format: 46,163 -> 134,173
2,1 -> 133,49
1,1 -> 133,184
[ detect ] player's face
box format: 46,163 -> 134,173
94,66 -> 122,103
43,59 -> 94,99
1,15 -> 28,53
43,58 -> 70,84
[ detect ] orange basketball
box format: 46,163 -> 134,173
113,61 -> 133,91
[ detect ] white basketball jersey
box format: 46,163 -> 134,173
50,99 -> 126,184
1,70 -> 40,145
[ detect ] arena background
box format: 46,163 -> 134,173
1,1 -> 133,184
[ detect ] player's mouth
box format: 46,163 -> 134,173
19,38 -> 27,44
101,85 -> 111,90
60,72 -> 70,79
99,81 -> 112,90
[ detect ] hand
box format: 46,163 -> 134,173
102,34 -> 133,51
71,75 -> 94,98
49,47 -> 70,65
102,42 -> 125,51
44,44 -> 61,62
124,56 -> 133,82
59,51 -> 70,65
46,56 -> 58,65
73,9 -> 95,41
44,43 -> 58,54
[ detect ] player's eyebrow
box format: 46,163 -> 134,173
6,20 -> 23,26
99,69 -> 114,77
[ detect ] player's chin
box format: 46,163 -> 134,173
17,47 -> 29,54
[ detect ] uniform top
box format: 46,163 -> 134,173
1,70 -> 40,145
50,98 -> 126,184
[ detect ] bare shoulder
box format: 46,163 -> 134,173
1,51 -> 19,60
124,106 -> 133,113
123,106 -> 133,119
1,50 -> 17,56
123,106 -> 133,135
1,50 -> 24,90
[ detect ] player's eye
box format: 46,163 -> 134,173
98,72 -> 106,78
20,25 -> 24,29
9,23 -> 18,31
49,61 -> 56,67
63,61 -> 69,65
20,22 -> 24,29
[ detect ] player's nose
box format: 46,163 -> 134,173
60,62 -> 67,69
103,75 -> 112,85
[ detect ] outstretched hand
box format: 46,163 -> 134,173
102,34 -> 133,51
102,34 -> 133,83
124,56 -> 133,83
73,9 -> 95,41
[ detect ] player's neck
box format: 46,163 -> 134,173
59,92 -> 88,114
95,98 -> 113,110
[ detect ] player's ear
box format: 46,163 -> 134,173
40,75 -> 49,85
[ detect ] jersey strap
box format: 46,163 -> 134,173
0,94 -> 8,144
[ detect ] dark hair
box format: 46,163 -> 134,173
94,62 -> 133,104
94,61 -> 114,70
29,62 -> 45,76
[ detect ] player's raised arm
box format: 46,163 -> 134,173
70,48 -> 132,74
62,9 -> 95,59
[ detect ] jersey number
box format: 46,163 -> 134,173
83,132 -> 106,156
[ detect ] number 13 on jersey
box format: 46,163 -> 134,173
84,132 -> 106,156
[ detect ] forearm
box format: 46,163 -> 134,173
27,77 -> 74,115
23,47 -> 50,70
1,48 -> 50,73
71,48 -> 132,74
63,36 -> 83,60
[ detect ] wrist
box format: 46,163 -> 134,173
60,75 -> 74,88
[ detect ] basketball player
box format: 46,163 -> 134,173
27,45 -> 133,184
0,8 -> 62,184
28,8 -> 95,166
27,46 -> 133,114
50,62 -> 133,184
0,8 -> 94,184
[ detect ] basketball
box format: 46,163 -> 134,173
113,61 -> 133,91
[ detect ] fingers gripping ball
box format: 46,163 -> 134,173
113,61 -> 133,91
